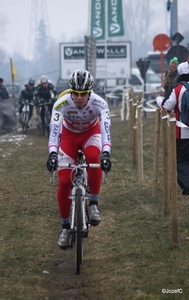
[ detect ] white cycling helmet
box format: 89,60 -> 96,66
68,70 -> 93,91
40,75 -> 48,84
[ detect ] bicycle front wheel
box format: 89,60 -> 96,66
75,188 -> 83,275
21,111 -> 29,134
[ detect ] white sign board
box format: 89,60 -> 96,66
60,43 -> 85,79
60,41 -> 131,80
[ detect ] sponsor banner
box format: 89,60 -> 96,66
64,46 -> 85,60
108,0 -> 124,37
96,45 -> 105,59
90,0 -> 105,40
107,45 -> 126,59
96,43 -> 130,79
60,42 -> 131,80
60,44 -> 85,78
96,45 -> 106,77
96,44 -> 126,59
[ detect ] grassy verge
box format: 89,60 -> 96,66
0,116 -> 189,300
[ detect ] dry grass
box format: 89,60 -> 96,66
0,113 -> 189,300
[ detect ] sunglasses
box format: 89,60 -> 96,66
71,89 -> 90,96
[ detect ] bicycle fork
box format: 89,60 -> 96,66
69,185 -> 88,235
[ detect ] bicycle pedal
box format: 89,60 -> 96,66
84,232 -> 88,238
89,220 -> 100,226
82,231 -> 88,238
58,244 -> 71,251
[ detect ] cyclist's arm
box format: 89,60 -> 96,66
99,107 -> 111,154
48,102 -> 63,154
19,90 -> 25,103
96,98 -> 111,153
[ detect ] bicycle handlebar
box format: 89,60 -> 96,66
21,100 -> 34,105
58,162 -> 100,168
38,101 -> 52,105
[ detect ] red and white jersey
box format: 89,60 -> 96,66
48,91 -> 111,153
156,82 -> 189,139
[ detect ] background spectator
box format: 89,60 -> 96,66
163,57 -> 179,99
156,61 -> 189,195
0,78 -> 9,100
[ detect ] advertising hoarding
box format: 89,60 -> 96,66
60,41 -> 131,80
60,43 -> 85,79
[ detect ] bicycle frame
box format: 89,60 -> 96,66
58,155 -> 100,274
69,166 -> 89,234
37,101 -> 51,136
21,100 -> 33,134
22,99 -> 30,114
59,161 -> 100,231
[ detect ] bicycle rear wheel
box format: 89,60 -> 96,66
75,188 -> 83,275
37,123 -> 43,135
21,111 -> 29,134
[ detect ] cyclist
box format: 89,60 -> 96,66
46,70 -> 112,249
35,75 -> 57,129
18,78 -> 35,126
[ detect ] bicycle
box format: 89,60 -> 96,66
102,170 -> 108,184
20,99 -> 34,134
58,150 -> 102,275
36,101 -> 52,137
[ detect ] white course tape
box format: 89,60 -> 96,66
176,120 -> 189,128
161,114 -> 169,119
169,117 -> 176,122
143,107 -> 156,112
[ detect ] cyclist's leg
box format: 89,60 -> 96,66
82,127 -> 102,225
58,145 -> 78,218
84,144 -> 102,195
48,103 -> 53,117
19,103 -> 23,115
19,103 -> 24,123
29,104 -> 33,120
40,105 -> 45,128
85,149 -> 102,225
82,123 -> 102,196
57,133 -> 78,248
57,167 -> 73,220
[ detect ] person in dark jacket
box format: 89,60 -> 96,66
156,61 -> 189,195
35,75 -> 57,129
0,78 -> 9,100
163,57 -> 179,99
19,79 -> 35,125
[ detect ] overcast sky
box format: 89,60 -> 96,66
1,0 -> 90,58
0,0 -> 188,59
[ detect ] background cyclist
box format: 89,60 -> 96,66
35,75 -> 57,129
46,70 -> 112,249
18,78 -> 35,127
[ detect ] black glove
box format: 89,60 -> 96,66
47,152 -> 58,172
100,151 -> 111,172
